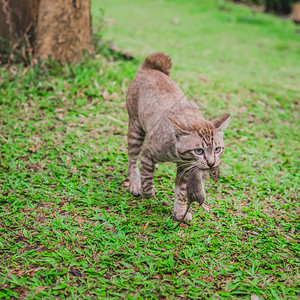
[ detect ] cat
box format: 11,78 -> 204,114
126,52 -> 230,222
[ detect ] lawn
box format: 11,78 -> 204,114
0,0 -> 299,298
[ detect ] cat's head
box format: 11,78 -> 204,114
169,114 -> 230,170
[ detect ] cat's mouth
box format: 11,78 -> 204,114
195,165 -> 213,170
196,164 -> 220,171
190,165 -> 210,171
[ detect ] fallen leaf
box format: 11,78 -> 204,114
172,18 -> 179,25
77,217 -> 83,228
199,74 -> 207,82
34,286 -> 48,293
238,136 -> 248,142
122,181 -> 130,188
106,166 -> 115,171
142,221 -> 150,232
70,268 -> 82,277
0,134 -> 8,142
28,145 -> 40,153
177,269 -> 186,276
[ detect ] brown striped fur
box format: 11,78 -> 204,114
126,52 -> 230,222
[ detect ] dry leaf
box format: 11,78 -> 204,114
142,221 -> 150,232
77,217 -> 83,228
0,134 -> 8,142
238,136 -> 248,142
172,18 -> 179,25
28,145 -> 39,153
70,268 -> 82,277
199,74 -> 207,82
34,286 -> 48,293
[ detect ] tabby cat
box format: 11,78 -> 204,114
126,52 -> 230,222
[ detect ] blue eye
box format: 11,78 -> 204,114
194,148 -> 204,155
214,147 -> 221,153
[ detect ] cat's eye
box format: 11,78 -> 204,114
214,147 -> 221,153
194,148 -> 204,155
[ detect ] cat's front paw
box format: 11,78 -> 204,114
174,210 -> 192,222
130,182 -> 141,197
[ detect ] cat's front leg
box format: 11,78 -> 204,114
173,166 -> 192,222
140,152 -> 155,198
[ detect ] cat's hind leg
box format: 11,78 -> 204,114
140,151 -> 155,198
128,119 -> 145,196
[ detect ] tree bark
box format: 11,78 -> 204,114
0,0 -> 39,63
34,0 -> 94,64
0,0 -> 94,64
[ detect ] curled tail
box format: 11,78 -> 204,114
141,52 -> 172,76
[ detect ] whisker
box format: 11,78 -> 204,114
177,162 -> 194,169
182,165 -> 198,181
178,167 -> 190,179
179,165 -> 197,184
178,166 -> 191,180
178,164 -> 196,181
220,164 -> 232,170
173,160 -> 193,165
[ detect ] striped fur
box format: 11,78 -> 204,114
126,52 -> 230,221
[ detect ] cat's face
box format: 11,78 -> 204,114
170,114 -> 230,170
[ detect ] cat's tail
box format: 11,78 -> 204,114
141,52 -> 172,76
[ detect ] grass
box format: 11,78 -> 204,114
0,0 -> 299,298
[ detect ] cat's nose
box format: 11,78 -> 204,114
207,161 -> 215,168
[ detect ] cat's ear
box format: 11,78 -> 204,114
168,117 -> 190,138
212,114 -> 230,131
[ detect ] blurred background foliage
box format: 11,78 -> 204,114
234,0 -> 298,14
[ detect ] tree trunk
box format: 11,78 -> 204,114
265,0 -> 296,14
0,0 -> 94,64
0,0 -> 39,63
34,0 -> 94,64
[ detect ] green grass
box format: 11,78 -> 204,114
0,0 -> 299,298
